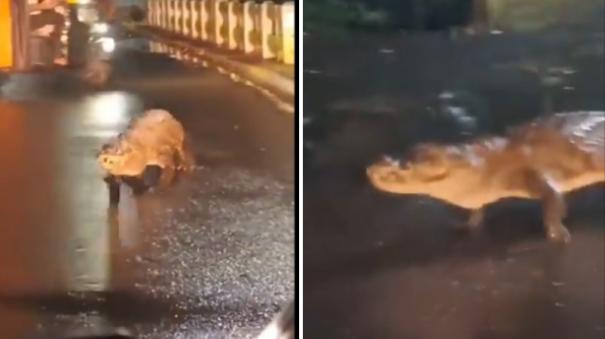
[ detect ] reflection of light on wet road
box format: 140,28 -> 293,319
62,174 -> 110,293
59,116 -> 111,292
0,102 -> 39,293
82,91 -> 135,127
77,91 -> 143,139
0,93 -> 146,296
117,183 -> 139,249
57,92 -> 145,292
0,305 -> 35,339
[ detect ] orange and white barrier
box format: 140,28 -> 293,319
146,0 -> 295,65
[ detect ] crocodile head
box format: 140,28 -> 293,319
97,136 -> 146,176
366,144 -> 452,194
98,139 -> 127,172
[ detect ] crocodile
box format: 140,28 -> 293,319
366,111 -> 605,243
98,109 -> 195,202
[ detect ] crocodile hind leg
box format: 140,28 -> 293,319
176,138 -> 196,172
524,169 -> 571,244
158,154 -> 177,189
176,147 -> 196,172
147,153 -> 177,190
181,147 -> 196,172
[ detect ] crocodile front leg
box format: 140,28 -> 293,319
159,165 -> 176,189
155,152 -> 177,189
104,175 -> 121,205
524,169 -> 571,244
467,208 -> 485,230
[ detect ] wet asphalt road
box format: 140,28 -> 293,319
303,27 -> 604,339
0,40 -> 294,338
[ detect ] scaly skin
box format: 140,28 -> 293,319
367,111 -> 605,244
97,109 -> 196,187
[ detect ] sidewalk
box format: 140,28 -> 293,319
129,25 -> 295,102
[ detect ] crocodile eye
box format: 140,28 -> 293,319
382,170 -> 404,182
414,163 -> 449,181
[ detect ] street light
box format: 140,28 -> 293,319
99,37 -> 116,53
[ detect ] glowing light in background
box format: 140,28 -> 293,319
59,90 -> 144,293
77,6 -> 99,23
82,91 -> 139,128
92,22 -> 109,34
99,37 -> 116,53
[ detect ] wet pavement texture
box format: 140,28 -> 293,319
0,40 -> 294,338
303,27 -> 604,339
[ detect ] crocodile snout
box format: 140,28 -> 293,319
366,166 -> 377,179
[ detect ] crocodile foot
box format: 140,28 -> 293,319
467,208 -> 485,230
546,223 -> 572,244
523,168 -> 571,245
158,166 -> 176,189
104,175 -> 121,206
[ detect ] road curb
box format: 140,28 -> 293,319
129,26 -> 295,112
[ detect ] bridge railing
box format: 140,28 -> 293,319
146,0 -> 294,65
